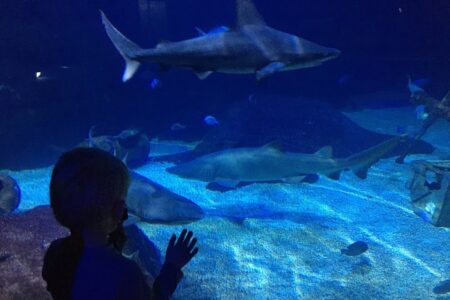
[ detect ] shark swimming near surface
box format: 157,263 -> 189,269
100,0 -> 340,82
167,136 -> 406,188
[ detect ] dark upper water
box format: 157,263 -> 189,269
0,0 -> 449,169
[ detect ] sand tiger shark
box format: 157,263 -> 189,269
126,171 -> 204,224
100,0 -> 340,81
167,136 -> 406,187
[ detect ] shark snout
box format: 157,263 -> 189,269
324,47 -> 341,60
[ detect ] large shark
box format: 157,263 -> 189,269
127,171 -> 204,224
100,0 -> 340,82
167,136 -> 406,187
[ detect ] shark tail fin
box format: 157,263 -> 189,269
346,136 -> 406,179
100,11 -> 143,82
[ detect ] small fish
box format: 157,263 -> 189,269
340,241 -> 368,256
407,76 -> 425,95
35,71 -> 53,81
35,66 -> 70,81
170,123 -> 187,131
415,105 -> 429,120
433,279 -> 450,295
203,115 -> 220,126
150,78 -> 161,89
196,26 -> 230,36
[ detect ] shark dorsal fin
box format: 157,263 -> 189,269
156,40 -> 172,48
236,0 -> 266,28
262,141 -> 283,152
315,146 -> 333,158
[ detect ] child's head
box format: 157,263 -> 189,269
50,147 -> 130,234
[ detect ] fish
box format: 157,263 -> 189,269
340,241 -> 369,256
415,105 -> 429,120
407,76 -> 425,95
100,0 -> 340,82
195,26 -> 230,36
126,171 -> 204,224
433,279 -> 450,295
149,78 -> 161,89
170,123 -> 187,131
86,126 -> 116,154
167,136 -> 406,188
0,174 -> 21,215
35,66 -> 71,82
203,115 -> 220,126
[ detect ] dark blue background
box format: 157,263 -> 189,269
0,0 -> 449,168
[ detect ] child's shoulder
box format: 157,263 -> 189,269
44,236 -> 72,260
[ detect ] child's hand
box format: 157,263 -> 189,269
165,229 -> 198,269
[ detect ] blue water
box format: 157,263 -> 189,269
1,0 -> 450,299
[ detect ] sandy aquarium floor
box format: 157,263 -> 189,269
3,107 -> 450,300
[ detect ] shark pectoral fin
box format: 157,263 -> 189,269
195,71 -> 214,80
123,59 -> 141,82
256,62 -> 285,81
326,171 -> 341,180
282,176 -> 307,184
315,146 -> 333,158
216,180 -> 239,189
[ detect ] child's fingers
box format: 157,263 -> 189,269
177,229 -> 188,245
168,234 -> 176,248
187,238 -> 197,252
189,247 -> 199,260
184,231 -> 194,246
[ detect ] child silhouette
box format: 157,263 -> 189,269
42,147 -> 198,299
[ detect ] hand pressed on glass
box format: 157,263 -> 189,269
165,229 -> 199,269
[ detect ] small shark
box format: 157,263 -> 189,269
167,136 -> 406,188
126,171 -> 204,224
100,0 -> 340,82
